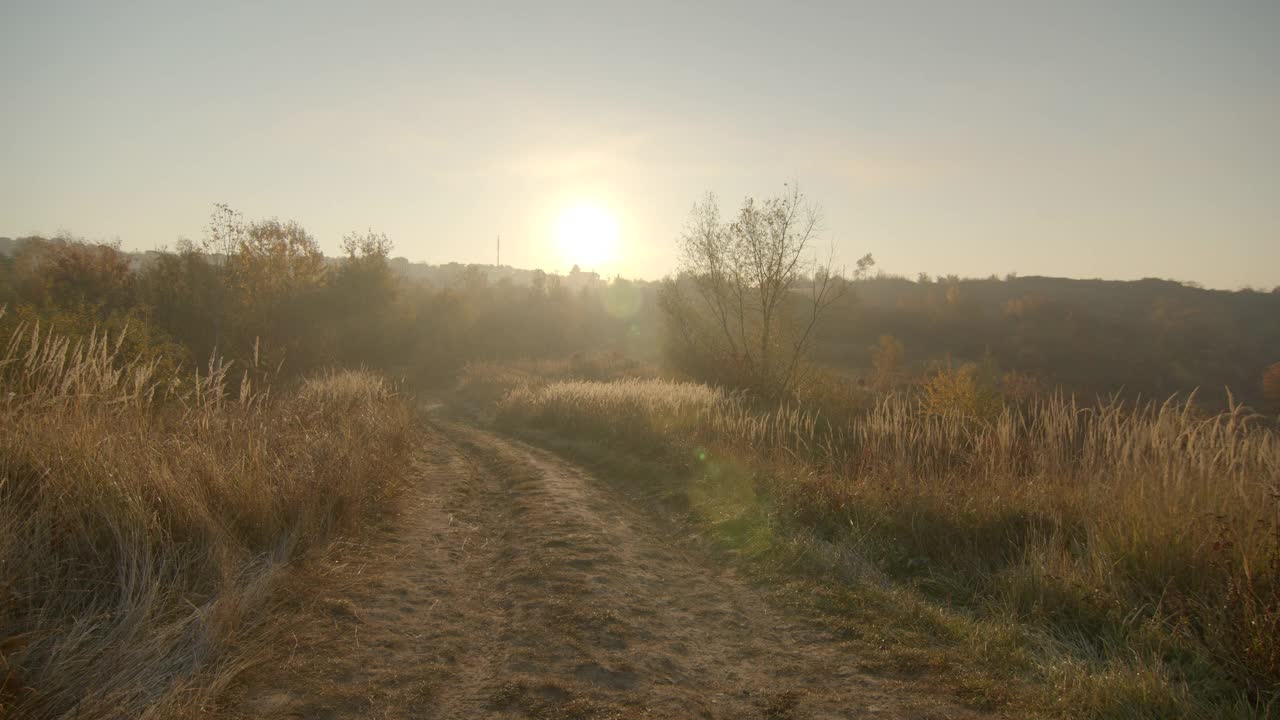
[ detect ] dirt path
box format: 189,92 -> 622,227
222,420 -> 983,719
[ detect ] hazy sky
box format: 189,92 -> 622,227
2,1 -> 1277,288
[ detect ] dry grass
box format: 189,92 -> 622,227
455,352 -> 657,410
0,315 -> 412,719
495,376 -> 1280,717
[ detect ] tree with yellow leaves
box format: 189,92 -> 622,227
1264,362 -> 1280,413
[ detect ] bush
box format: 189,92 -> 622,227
1264,362 -> 1280,414
0,302 -> 190,378
920,363 -> 1001,421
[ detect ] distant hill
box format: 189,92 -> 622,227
813,274 -> 1280,409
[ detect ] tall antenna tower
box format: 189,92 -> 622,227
496,235 -> 501,267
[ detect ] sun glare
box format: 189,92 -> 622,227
555,202 -> 619,270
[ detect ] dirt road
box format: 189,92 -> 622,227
224,421 -> 982,719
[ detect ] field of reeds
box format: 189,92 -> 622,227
0,315 -> 412,719
490,373 -> 1280,718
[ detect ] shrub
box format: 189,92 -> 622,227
1264,362 -> 1280,414
919,363 -> 1001,421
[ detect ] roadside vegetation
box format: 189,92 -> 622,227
0,314 -> 411,719
481,372 -> 1278,717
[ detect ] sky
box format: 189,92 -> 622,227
1,1 -> 1277,289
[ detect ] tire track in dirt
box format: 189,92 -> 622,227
221,420 -> 986,719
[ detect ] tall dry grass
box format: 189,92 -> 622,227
495,376 -> 1280,715
0,315 -> 411,719
455,352 -> 657,410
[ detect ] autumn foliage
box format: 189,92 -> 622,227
1265,362 -> 1280,412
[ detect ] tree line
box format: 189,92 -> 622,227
2,194 -> 1277,411
659,187 -> 1280,412
0,206 -> 661,389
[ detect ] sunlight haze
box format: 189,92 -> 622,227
6,4 -> 1280,717
2,1 -> 1277,288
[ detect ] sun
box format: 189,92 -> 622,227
555,202 -> 619,270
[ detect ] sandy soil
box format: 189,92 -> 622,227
221,420 -> 986,719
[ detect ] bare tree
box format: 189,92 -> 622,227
204,203 -> 244,262
201,203 -> 246,364
660,185 -> 872,398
